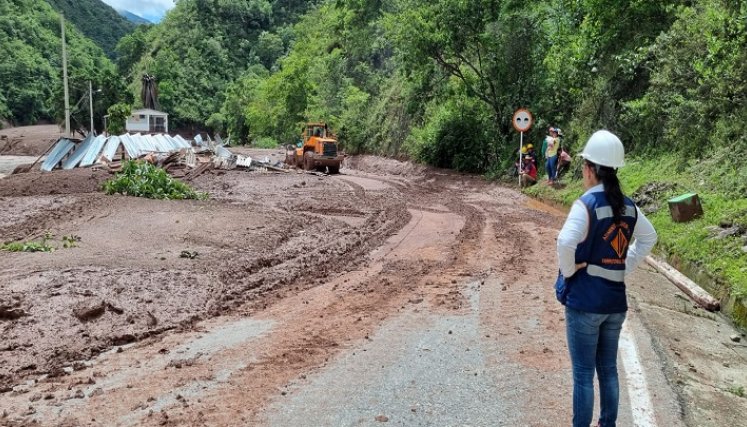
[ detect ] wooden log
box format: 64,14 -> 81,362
645,256 -> 720,311
183,162 -> 211,181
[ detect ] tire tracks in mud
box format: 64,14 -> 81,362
0,164 -> 561,425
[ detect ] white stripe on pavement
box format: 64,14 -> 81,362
619,321 -> 657,427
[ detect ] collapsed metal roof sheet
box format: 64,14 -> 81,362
80,135 -> 107,167
41,133 -> 201,172
41,139 -> 75,172
62,134 -> 95,170
101,136 -> 120,161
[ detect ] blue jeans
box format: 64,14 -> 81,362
546,155 -> 558,181
565,306 -> 626,427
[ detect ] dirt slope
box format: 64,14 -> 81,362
0,125 -> 62,156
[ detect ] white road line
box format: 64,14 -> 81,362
619,321 -> 657,426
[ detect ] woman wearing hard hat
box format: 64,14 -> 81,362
555,130 -> 658,427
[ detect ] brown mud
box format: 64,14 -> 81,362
0,125 -> 61,157
0,150 -> 743,426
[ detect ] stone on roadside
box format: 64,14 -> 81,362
715,226 -> 740,240
375,415 -> 389,422
72,299 -> 106,321
704,226 -> 722,237
730,334 -> 741,343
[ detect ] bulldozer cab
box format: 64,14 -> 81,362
303,123 -> 328,141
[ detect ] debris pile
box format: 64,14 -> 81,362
38,133 -> 286,178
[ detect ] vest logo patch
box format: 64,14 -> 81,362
610,229 -> 629,258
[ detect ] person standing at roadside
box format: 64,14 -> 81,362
545,127 -> 560,184
555,130 -> 657,427
539,127 -> 552,177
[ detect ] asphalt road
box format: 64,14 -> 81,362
1,156 -> 745,426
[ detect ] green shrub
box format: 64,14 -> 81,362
727,385 -> 745,398
2,232 -> 55,252
253,136 -> 279,148
404,97 -> 496,173
2,240 -> 54,253
103,161 -> 207,200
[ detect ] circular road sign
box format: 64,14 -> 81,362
512,109 -> 533,132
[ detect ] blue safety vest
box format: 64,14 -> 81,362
555,192 -> 638,314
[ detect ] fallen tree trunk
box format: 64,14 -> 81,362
645,256 -> 720,311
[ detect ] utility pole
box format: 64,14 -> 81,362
89,80 -> 94,134
61,15 -> 71,137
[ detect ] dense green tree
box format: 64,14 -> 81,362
129,0 -> 321,130
43,0 -> 136,58
0,0 -> 122,129
115,25 -> 151,76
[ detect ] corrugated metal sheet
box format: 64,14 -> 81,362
62,134 -> 95,170
236,155 -> 252,168
40,133 -> 219,172
41,139 -> 75,172
80,135 -> 107,167
102,136 -> 120,161
215,145 -> 233,159
174,135 -> 190,148
154,134 -> 173,151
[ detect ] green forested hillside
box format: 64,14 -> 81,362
119,10 -> 151,25
0,0 -> 126,128
123,0 -> 745,183
126,0 -> 321,130
44,0 -> 136,57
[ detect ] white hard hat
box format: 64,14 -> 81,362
579,130 -> 625,168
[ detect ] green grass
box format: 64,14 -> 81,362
2,240 -> 54,252
1,232 -> 79,253
727,385 -> 745,398
523,152 -> 747,313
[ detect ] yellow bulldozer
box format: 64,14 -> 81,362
285,123 -> 343,174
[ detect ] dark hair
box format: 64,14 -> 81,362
586,160 -> 625,223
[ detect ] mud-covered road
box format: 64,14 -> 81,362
1,150 -> 745,426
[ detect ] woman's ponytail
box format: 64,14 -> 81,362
597,166 -> 625,223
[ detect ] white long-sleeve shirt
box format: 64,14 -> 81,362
557,184 -> 657,279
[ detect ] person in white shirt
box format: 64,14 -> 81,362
555,130 -> 657,427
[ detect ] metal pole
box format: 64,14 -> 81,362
89,80 -> 94,134
61,15 -> 70,137
519,131 -> 523,186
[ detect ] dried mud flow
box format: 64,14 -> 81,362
0,150 -> 742,426
0,125 -> 62,157
0,162 -> 412,389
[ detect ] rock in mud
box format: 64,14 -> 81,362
72,299 -> 106,321
0,307 -> 27,321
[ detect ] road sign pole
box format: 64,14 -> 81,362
519,131 -> 523,186
512,108 -> 534,188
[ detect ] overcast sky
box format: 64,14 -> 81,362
101,0 -> 175,22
